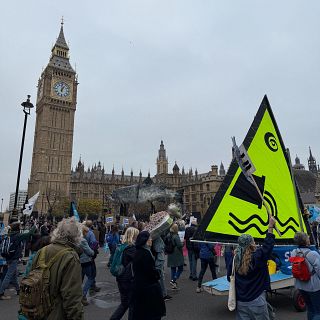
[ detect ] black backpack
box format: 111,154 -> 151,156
1,235 -> 19,259
164,234 -> 175,254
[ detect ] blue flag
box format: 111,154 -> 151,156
70,201 -> 80,222
308,205 -> 320,223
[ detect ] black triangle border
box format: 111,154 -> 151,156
193,95 -> 309,244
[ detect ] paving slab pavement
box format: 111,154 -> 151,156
0,253 -> 306,319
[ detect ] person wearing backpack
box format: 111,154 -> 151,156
110,227 -> 139,320
167,224 -> 184,290
0,222 -> 36,300
23,218 -> 84,320
291,232 -> 320,320
196,243 -> 217,293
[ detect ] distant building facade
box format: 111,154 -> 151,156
9,191 -> 27,212
293,149 -> 320,204
70,141 -> 226,216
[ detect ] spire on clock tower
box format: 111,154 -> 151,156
48,21 -> 74,72
56,18 -> 69,50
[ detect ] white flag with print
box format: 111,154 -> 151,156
23,191 -> 40,215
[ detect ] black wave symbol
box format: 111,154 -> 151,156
228,212 -> 299,235
263,191 -> 299,228
229,212 -> 268,226
228,219 -> 267,235
228,190 -> 300,236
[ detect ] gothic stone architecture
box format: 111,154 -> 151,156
28,23 -> 78,213
28,24 -> 320,216
293,148 -> 320,204
70,141 -> 227,216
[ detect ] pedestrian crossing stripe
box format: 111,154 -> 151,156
193,95 -> 309,244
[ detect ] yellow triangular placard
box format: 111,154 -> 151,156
195,96 -> 307,244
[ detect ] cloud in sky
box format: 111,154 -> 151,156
1,0 -> 319,209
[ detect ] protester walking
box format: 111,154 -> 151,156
167,224 -> 184,289
291,231 -> 320,320
80,226 -> 95,306
152,235 -> 172,301
132,231 -> 166,320
40,221 -> 49,237
85,220 -> 100,294
224,245 -> 233,269
28,218 -> 84,319
97,219 -> 107,248
184,220 -> 199,281
24,234 -> 50,277
227,216 -> 276,320
110,227 -> 139,320
0,222 -> 36,300
107,225 -> 120,267
196,243 -> 217,293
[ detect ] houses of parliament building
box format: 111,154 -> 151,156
70,141 -> 226,215
27,23 -> 319,217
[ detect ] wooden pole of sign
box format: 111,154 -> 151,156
233,138 -> 281,236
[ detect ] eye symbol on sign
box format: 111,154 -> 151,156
264,132 -> 278,152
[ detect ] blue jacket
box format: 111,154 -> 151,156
106,232 -> 120,251
80,238 -> 94,264
85,229 -> 97,247
227,232 -> 275,302
199,243 -> 216,260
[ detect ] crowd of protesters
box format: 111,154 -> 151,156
1,210 -> 320,320
0,212 -> 220,319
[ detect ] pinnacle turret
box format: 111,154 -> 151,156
48,21 -> 75,72
55,20 -> 69,50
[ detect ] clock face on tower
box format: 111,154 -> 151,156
53,81 -> 70,97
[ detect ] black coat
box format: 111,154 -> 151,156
132,246 -> 166,320
117,244 -> 136,282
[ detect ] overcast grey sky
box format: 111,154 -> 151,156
1,1 -> 319,209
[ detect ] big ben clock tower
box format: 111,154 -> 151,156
28,21 -> 78,214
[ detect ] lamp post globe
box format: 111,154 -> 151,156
11,95 -> 34,222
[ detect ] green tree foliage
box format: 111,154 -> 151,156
78,199 -> 103,216
51,197 -> 70,217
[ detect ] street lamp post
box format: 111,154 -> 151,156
1,198 -> 3,213
11,95 -> 34,222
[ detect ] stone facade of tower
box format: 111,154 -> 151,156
28,23 -> 78,213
